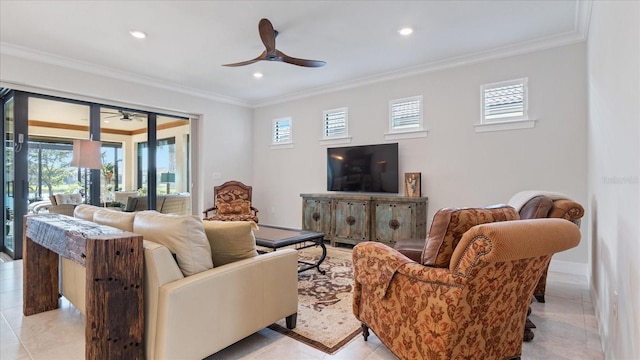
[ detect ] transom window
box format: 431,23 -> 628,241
323,108 -> 348,139
272,117 -> 292,144
389,96 -> 423,133
481,78 -> 528,123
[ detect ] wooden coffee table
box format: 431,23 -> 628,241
254,224 -> 326,275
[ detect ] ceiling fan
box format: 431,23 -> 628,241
101,110 -> 145,122
222,18 -> 326,68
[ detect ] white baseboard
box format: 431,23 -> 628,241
548,259 -> 588,277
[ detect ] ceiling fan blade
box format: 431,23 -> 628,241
258,18 -> 276,54
277,50 -> 326,68
222,51 -> 267,67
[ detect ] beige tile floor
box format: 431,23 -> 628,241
0,258 -> 603,360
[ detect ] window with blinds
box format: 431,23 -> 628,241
389,96 -> 423,132
481,78 -> 528,123
272,117 -> 292,144
323,108 -> 348,139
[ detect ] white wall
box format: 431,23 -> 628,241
253,43 -> 589,267
0,53 -> 254,214
587,1 -> 640,359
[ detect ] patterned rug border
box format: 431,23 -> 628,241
267,323 -> 362,355
267,245 -> 362,355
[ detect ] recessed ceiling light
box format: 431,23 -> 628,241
253,72 -> 263,79
129,30 -> 147,39
104,120 -> 110,123
398,27 -> 413,36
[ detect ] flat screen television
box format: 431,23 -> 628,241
327,143 -> 399,193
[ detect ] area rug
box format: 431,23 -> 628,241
267,245 -> 362,354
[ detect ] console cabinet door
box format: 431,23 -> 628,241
373,202 -> 416,246
332,200 -> 369,246
302,198 -> 332,237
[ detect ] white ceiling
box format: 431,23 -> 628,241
0,1 -> 589,107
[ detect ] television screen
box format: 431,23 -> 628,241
327,143 -> 399,193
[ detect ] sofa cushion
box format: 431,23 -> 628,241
421,205 -> 519,267
518,195 -> 554,219
203,221 -> 258,266
93,209 -> 136,232
134,211 -> 213,276
73,204 -> 102,221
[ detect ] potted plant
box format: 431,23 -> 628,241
102,162 -> 114,183
109,201 -> 124,209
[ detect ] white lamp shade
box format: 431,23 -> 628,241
71,139 -> 102,169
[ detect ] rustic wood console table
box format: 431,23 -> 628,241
22,214 -> 144,359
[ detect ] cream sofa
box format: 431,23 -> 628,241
61,205 -> 298,360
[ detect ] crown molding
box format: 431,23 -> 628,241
254,30 -> 588,108
2,0 -> 593,110
254,1 -> 593,108
0,42 -> 251,108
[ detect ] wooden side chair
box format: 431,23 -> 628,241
203,180 -> 259,223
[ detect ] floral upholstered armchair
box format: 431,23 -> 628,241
203,180 -> 259,223
352,212 -> 581,359
508,190 -> 584,303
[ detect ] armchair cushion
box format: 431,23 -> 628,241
421,205 -> 519,267
203,221 -> 258,266
133,211 -> 213,276
216,199 -> 251,215
54,193 -> 83,205
519,195 -> 554,219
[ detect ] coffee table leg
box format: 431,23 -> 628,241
315,241 -> 327,275
297,238 -> 327,275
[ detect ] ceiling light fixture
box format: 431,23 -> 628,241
398,27 -> 413,36
129,30 -> 147,39
253,72 -> 263,79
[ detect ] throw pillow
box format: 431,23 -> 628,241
202,220 -> 258,267
134,211 -> 213,276
93,209 -> 136,232
421,205 -> 519,268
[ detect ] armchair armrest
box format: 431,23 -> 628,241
549,199 -> 584,224
353,242 -> 455,298
202,206 -> 218,218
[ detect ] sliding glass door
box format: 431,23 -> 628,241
2,93 -> 15,257
1,90 -> 192,259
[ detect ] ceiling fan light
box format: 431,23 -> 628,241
129,30 -> 147,39
398,27 -> 413,36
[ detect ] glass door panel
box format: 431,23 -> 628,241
101,107 -> 146,207
156,116 -> 190,214
28,98 -> 91,204
3,97 -> 15,254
